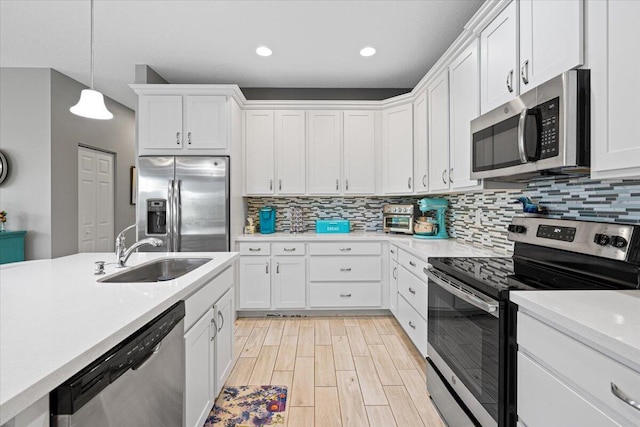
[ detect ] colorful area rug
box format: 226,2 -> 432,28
204,385 -> 287,427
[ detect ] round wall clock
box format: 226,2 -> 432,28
0,151 -> 8,185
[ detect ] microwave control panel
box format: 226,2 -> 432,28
539,97 -> 560,159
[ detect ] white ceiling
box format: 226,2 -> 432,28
1,0 -> 484,109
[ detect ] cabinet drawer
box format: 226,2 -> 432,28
238,242 -> 271,255
309,282 -> 382,307
185,266 -> 233,331
389,245 -> 399,261
397,265 -> 427,319
518,312 -> 640,425
273,242 -> 306,256
309,256 -> 381,282
518,352 -> 620,427
309,242 -> 381,256
398,249 -> 429,279
397,295 -> 427,357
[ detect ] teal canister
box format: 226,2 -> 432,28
259,207 -> 276,234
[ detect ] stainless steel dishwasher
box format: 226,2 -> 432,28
51,301 -> 185,427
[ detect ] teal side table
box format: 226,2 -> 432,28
0,230 -> 27,264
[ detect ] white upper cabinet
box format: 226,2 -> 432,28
244,110 -> 275,195
590,0 -> 640,179
138,95 -> 227,154
414,92 -> 429,193
307,111 -> 343,195
382,103 -> 414,194
428,70 -> 451,193
275,111 -> 306,195
343,111 -> 376,194
480,0 -> 518,113
449,41 -> 481,191
519,0 -> 583,92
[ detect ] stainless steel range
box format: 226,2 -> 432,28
425,217 -> 640,427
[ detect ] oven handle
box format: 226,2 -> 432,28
425,268 -> 499,318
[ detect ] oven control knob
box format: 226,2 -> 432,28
508,224 -> 527,234
610,236 -> 628,248
594,234 -> 610,246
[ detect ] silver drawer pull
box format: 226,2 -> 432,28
408,287 -> 416,295
340,267 -> 352,272
408,321 -> 416,329
249,247 -> 261,252
339,247 -> 352,252
390,249 -> 395,254
340,293 -> 352,298
283,248 -> 296,252
611,382 -> 640,411
409,261 -> 416,267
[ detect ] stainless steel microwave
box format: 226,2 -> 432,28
470,70 -> 590,182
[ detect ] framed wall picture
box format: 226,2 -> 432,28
130,166 -> 137,205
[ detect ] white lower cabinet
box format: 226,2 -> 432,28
396,295 -> 427,357
389,258 -> 398,316
274,256 -> 306,309
184,307 -> 214,427
238,256 -> 271,309
309,282 -> 382,308
213,288 -> 234,397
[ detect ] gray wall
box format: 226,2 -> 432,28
0,68 -> 53,260
0,67 -> 135,260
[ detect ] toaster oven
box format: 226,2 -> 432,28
383,204 -> 416,234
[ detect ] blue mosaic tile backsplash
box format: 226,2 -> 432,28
246,176 -> 640,253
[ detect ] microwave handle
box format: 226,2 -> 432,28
517,108 -> 541,164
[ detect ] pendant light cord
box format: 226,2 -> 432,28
90,0 -> 94,89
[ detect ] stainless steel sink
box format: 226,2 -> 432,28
99,257 -> 212,283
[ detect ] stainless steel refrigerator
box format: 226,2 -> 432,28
136,156 -> 229,252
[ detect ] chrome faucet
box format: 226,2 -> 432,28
115,224 -> 163,267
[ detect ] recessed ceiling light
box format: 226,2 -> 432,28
256,46 -> 272,57
360,46 -> 376,57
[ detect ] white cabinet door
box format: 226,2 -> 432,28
184,96 -> 227,150
428,70 -> 450,193
214,288 -> 234,397
480,1 -> 518,113
382,103 -> 414,194
238,256 -> 271,309
449,41 -> 481,191
274,256 -> 306,309
138,95 -> 183,151
519,0 -> 583,92
343,111 -> 376,194
275,110 -> 306,195
244,111 -> 275,195
307,111 -> 342,194
590,0 -> 640,179
389,259 -> 398,316
184,308 -> 214,427
414,92 -> 429,193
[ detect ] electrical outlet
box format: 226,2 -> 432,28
475,208 -> 482,226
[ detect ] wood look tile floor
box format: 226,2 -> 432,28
227,316 -> 445,427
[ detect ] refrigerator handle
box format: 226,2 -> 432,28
175,179 -> 182,252
168,179 -> 175,252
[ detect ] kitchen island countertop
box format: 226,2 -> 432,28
0,251 -> 238,424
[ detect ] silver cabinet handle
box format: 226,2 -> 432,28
346,179 -> 349,191
249,247 -> 261,252
176,132 -> 181,145
340,293 -> 352,298
339,247 -> 352,252
521,60 -> 529,85
506,70 -> 514,93
340,267 -> 352,272
390,249 -> 395,254
211,317 -> 218,341
270,179 -> 273,191
449,168 -> 453,183
442,169 -> 447,185
408,177 -> 412,189
283,247 -> 296,252
187,131 -> 192,145
408,287 -> 416,295
409,261 -> 416,267
393,267 -> 397,280
336,179 -> 339,191
422,174 -> 427,188
408,321 -> 416,329
279,179 -> 282,190
276,261 -> 280,274
611,382 -> 640,411
217,310 -> 224,332
265,262 -> 269,274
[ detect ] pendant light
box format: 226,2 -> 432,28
70,0 -> 113,120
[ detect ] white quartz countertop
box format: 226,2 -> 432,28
236,232 -> 504,259
510,290 -> 640,372
0,251 -> 238,424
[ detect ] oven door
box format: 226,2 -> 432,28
383,214 -> 413,234
426,268 -> 501,427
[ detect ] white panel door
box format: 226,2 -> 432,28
382,103 -> 414,194
590,0 -> 640,178
184,96 -> 227,150
274,256 -> 306,309
519,0 -> 583,92
138,95 -> 183,151
214,288 -> 234,397
244,110 -> 275,195
480,1 -> 518,113
275,110 -> 306,194
414,92 -> 429,193
307,111 -> 342,194
389,259 -> 398,316
343,111 -> 375,194
428,70 -> 451,193
238,256 -> 272,309
449,41 -> 481,191
184,308 -> 214,427
94,151 -> 114,251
